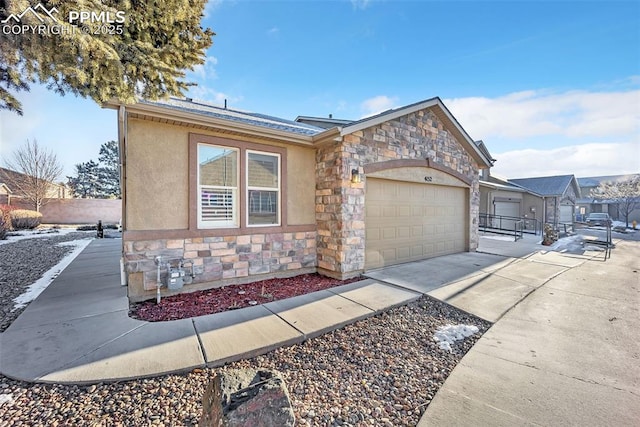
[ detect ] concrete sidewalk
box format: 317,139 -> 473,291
3,233 -> 638,427
419,239 -> 640,426
0,239 -> 421,383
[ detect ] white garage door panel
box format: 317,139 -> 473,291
494,201 -> 520,230
365,178 -> 467,270
559,205 -> 573,223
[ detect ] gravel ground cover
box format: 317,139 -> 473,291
1,296 -> 490,426
0,230 -> 93,332
0,232 -> 491,426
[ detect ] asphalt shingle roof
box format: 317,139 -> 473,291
509,175 -> 575,196
140,97 -> 325,136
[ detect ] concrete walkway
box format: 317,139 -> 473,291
419,238 -> 640,426
0,239 -> 421,383
2,234 -> 638,425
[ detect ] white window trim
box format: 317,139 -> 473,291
246,150 -> 281,227
197,144 -> 239,229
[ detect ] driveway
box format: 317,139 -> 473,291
415,237 -> 640,426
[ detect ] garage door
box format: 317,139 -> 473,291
494,201 -> 520,230
559,205 -> 574,223
365,178 -> 467,270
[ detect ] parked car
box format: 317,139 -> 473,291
585,213 -> 612,227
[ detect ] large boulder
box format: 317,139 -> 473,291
200,369 -> 295,427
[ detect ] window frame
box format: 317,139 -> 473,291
197,143 -> 240,229
189,134 -> 287,233
246,150 -> 281,227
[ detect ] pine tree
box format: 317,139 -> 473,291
67,160 -> 101,198
97,140 -> 120,198
0,0 -> 214,115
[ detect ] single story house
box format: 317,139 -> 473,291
576,175 -> 640,223
479,175 -> 544,233
0,182 -> 12,205
509,175 -> 581,228
107,97 -> 493,301
0,167 -> 72,209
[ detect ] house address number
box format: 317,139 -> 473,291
424,176 -> 433,182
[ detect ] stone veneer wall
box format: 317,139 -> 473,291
316,108 -> 480,278
124,231 -> 317,300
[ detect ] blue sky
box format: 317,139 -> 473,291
1,0 -> 639,179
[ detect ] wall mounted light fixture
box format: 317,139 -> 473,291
351,169 -> 361,184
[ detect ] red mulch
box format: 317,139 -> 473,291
129,273 -> 362,322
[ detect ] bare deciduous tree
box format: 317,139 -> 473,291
590,175 -> 640,227
3,139 -> 63,212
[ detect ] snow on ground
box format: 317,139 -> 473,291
433,324 -> 479,352
12,238 -> 93,310
480,234 -> 515,242
549,234 -> 606,253
0,227 -> 91,246
0,393 -> 14,406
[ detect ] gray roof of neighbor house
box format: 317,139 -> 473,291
509,175 -> 579,197
140,97 -> 325,136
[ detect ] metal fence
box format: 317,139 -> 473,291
479,213 -> 541,236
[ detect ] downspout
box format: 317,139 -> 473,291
118,105 -> 128,287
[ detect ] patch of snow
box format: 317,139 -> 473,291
549,234 -> 585,253
12,238 -> 93,310
0,228 -> 92,246
433,324 -> 479,352
481,235 -> 515,242
0,393 -> 13,406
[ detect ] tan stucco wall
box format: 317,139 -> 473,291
522,193 -> 544,222
286,145 -> 316,225
127,119 -> 190,230
126,118 -> 316,231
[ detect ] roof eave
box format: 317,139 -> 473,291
311,127 -> 343,146
108,101 -> 317,146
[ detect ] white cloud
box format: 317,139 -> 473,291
267,27 -> 279,36
445,88 -> 640,140
491,141 -> 640,179
360,95 -> 399,118
190,55 -> 218,79
185,86 -> 243,108
203,0 -> 224,17
351,0 -> 371,10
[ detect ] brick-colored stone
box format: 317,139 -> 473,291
166,239 -> 184,249
251,234 -> 265,244
236,235 -> 251,245
221,254 -> 239,263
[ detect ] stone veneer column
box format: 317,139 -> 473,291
315,109 -> 482,279
315,141 -> 366,279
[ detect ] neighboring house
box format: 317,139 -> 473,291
509,175 -> 581,228
576,175 -> 640,223
479,175 -> 544,233
0,167 -> 72,209
107,96 -> 493,301
0,183 -> 12,205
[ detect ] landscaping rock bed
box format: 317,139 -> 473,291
1,296 -> 490,426
130,273 -> 362,322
